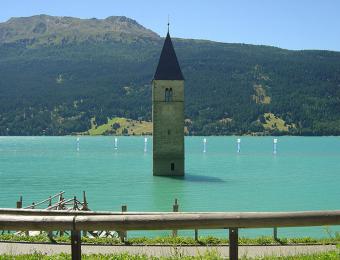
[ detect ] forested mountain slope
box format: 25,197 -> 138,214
0,15 -> 340,135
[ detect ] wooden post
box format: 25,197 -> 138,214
229,228 -> 238,260
73,196 -> 77,210
118,205 -> 127,242
48,196 -> 53,239
194,229 -> 198,241
273,227 -> 278,241
82,191 -> 88,210
16,196 -> 22,209
82,191 -> 88,237
71,230 -> 81,260
58,192 -> 63,210
172,199 -> 179,237
48,196 -> 52,207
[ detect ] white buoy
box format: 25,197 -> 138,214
144,137 -> 148,153
114,137 -> 118,150
237,138 -> 241,153
76,137 -> 80,152
273,138 -> 278,154
203,138 -> 207,153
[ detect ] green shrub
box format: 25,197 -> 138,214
1,234 -> 339,246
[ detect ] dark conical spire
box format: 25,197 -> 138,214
153,32 -> 184,80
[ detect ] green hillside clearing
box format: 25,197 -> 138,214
262,113 -> 295,132
86,117 -> 152,136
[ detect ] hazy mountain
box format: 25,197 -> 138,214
0,15 -> 159,45
0,15 -> 340,136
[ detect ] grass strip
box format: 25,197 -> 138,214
0,250 -> 339,259
0,234 -> 339,246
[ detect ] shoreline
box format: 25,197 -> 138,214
1,135 -> 340,137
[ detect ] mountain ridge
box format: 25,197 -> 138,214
0,15 -> 340,136
3,14 -> 339,52
0,15 -> 160,45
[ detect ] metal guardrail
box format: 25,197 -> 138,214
0,208 -> 191,215
1,209 -> 340,260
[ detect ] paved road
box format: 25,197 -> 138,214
0,242 -> 337,258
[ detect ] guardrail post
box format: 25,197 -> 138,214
273,227 -> 278,241
16,196 -> 30,236
47,196 -> 53,240
194,229 -> 198,241
229,228 -> 238,260
118,205 -> 127,242
172,199 -> 179,237
71,230 -> 81,260
82,191 -> 88,237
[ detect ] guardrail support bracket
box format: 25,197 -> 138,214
71,230 -> 81,260
229,228 -> 238,260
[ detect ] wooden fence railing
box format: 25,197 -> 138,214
1,209 -> 340,260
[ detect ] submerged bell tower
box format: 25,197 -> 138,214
152,29 -> 184,176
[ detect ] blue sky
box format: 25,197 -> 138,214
1,0 -> 340,51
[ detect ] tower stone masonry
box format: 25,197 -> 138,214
152,32 -> 184,176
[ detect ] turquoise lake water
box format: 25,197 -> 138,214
0,136 -> 340,238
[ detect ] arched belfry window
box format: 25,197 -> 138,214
165,88 -> 173,102
169,88 -> 173,101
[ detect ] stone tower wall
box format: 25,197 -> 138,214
152,79 -> 184,176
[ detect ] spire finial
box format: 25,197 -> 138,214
167,15 -> 170,33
